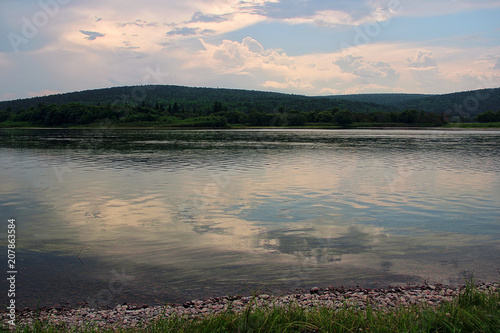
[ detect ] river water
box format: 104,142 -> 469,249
1,128 -> 499,308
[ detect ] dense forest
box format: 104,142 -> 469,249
0,85 -> 392,115
329,93 -> 432,106
0,85 -> 498,128
332,88 -> 500,121
0,100 -> 447,128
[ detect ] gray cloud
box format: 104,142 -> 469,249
189,11 -> 228,23
121,41 -> 140,50
117,19 -> 158,28
239,0 -> 317,18
167,27 -> 197,36
80,30 -> 105,41
166,27 -> 215,37
242,37 -> 264,54
407,51 -> 437,69
158,41 -> 175,47
334,55 -> 400,85
494,58 -> 500,70
406,51 -> 441,88
239,0 -> 374,22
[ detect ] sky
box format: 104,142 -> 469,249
0,0 -> 500,101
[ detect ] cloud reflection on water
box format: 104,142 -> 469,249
1,129 -> 499,307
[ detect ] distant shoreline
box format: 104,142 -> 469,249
1,124 -> 500,130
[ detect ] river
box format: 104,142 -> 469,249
1,128 -> 499,308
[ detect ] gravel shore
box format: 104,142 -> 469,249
2,283 -> 498,330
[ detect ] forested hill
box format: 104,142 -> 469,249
329,93 -> 432,106
333,88 -> 500,118
1,85 -> 498,122
0,85 -> 391,114
392,88 -> 500,117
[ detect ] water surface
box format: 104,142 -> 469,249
1,128 -> 499,308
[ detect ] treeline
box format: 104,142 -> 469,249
333,93 -> 432,107
0,101 -> 447,128
476,110 -> 500,123
0,102 -> 228,128
392,88 -> 500,119
241,108 -> 446,126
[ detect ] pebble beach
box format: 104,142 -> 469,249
2,282 -> 498,330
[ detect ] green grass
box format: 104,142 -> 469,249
4,283 -> 499,332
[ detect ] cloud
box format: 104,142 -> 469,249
318,87 -> 342,95
244,0 -> 315,19
189,11 -> 228,23
241,0 -> 385,23
1,0 -> 499,99
121,41 -> 140,50
242,36 -> 264,54
406,50 -> 441,88
161,4 -> 266,40
80,30 -> 105,41
117,20 -> 158,28
166,27 -> 215,36
407,51 -> 437,69
396,0 -> 500,17
28,89 -> 61,98
263,77 -> 313,90
211,40 -> 248,69
192,38 -> 403,94
239,0 -> 403,29
494,58 -> 500,70
197,37 -> 296,76
284,7 -> 393,28
334,55 -> 400,85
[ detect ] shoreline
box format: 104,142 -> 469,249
3,282 -> 498,330
1,125 -> 500,130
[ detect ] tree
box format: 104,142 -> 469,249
317,111 -> 334,123
334,109 -> 353,125
0,109 -> 9,122
372,111 -> 390,123
477,110 -> 498,123
399,109 -> 419,124
248,110 -> 269,126
214,110 -> 247,124
212,101 -> 227,114
172,102 -> 180,115
287,111 -> 307,126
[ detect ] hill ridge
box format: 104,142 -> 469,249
1,85 -> 499,120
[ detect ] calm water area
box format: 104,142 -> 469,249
1,128 -> 499,308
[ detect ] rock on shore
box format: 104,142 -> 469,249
2,283 -> 498,330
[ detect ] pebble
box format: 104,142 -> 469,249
2,282 -> 497,330
310,287 -> 320,294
